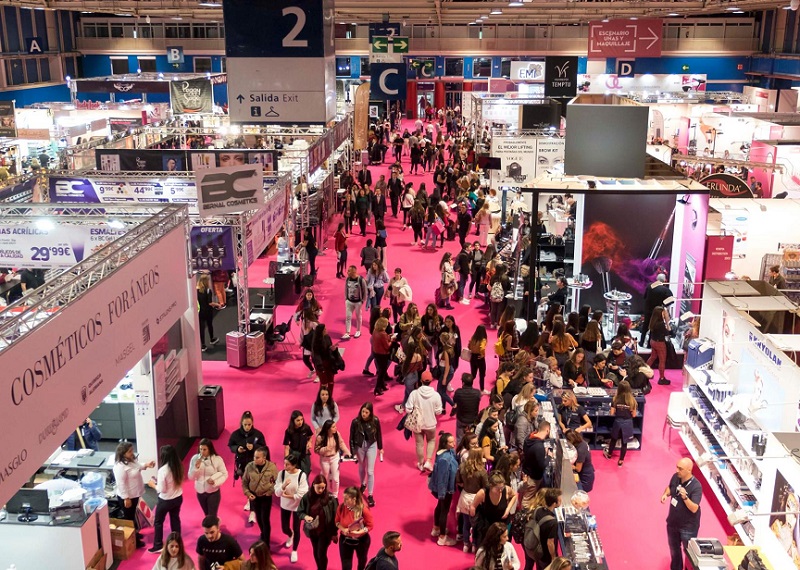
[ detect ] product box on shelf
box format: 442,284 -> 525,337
687,338 -> 715,370
109,518 -> 135,560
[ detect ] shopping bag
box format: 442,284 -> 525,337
136,497 -> 155,528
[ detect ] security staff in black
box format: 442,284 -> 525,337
661,457 -> 702,570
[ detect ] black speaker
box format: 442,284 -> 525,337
198,385 -> 225,439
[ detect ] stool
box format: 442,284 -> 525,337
663,391 -> 689,449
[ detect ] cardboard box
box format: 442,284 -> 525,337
109,518 -> 136,560
85,548 -> 106,570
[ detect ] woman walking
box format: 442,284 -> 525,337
197,273 -> 220,352
283,410 -> 314,476
603,379 -> 638,467
301,308 -> 320,379
188,438 -> 228,518
474,522 -> 520,570
342,189 -> 355,235
410,202 -> 426,246
314,420 -> 351,497
388,268 -> 411,324
402,184 -> 416,227
349,402 -> 383,507
336,487 -> 374,570
312,324 -> 338,391
469,473 -> 517,551
437,332 -> 457,414
311,387 -> 340,433
335,222 -> 349,279
242,540 -> 277,570
429,432 -> 459,546
647,305 -> 672,385
298,227 -> 319,276
372,317 -> 393,395
152,532 -> 196,570
298,474 -> 339,570
439,252 -> 456,310
457,448 -> 488,553
242,446 -> 279,544
275,452 -> 309,563
366,260 -> 390,309
468,325 -> 488,394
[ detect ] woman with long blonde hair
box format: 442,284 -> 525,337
456,448 -> 488,553
604,380 -> 638,467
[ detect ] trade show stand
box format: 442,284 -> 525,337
0,501 -> 112,569
678,280 -> 800,569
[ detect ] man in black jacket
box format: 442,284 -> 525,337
454,243 -> 473,304
522,421 -> 551,506
452,373 -> 482,441
373,531 -> 402,569
388,174 -> 403,218
640,273 -> 673,347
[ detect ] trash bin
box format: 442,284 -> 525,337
198,385 -> 225,439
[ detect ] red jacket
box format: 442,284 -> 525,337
372,330 -> 392,355
335,231 -> 347,252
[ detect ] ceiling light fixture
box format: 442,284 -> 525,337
509,1 -> 524,6
490,8 -> 503,15
668,12 -> 679,16
629,17 -> 638,20
198,1 -> 223,6
733,10 -> 744,13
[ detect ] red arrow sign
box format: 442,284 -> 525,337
588,19 -> 662,58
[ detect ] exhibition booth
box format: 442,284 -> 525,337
682,280 -> 800,569
0,204 -> 201,569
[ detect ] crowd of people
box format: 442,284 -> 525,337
107,107 -> 700,570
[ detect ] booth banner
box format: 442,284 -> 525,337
353,83 -> 371,151
534,138 -> 565,176
0,226 -> 190,509
0,101 -> 17,138
97,149 -> 278,174
75,79 -> 171,94
14,107 -> 51,140
700,173 -> 754,198
245,179 -> 289,265
490,136 -> 538,187
509,61 -> 545,83
544,56 -> 578,98
0,223 -> 128,268
576,74 -> 707,95
190,226 -> 236,271
331,118 -> 350,150
0,176 -> 38,202
169,78 -> 214,115
704,235 -> 734,280
109,117 -> 144,133
49,175 -> 198,206
308,134 -> 332,174
196,164 -> 265,218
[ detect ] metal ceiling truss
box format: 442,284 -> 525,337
0,204 -> 190,351
13,0 -> 789,25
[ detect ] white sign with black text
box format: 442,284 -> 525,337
491,136 -> 539,187
0,227 -> 190,508
196,164 -> 265,218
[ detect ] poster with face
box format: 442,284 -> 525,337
534,138 -> 565,177
217,152 -> 246,168
770,470 -> 800,568
721,309 -> 734,372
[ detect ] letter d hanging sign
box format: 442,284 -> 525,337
370,63 -> 407,101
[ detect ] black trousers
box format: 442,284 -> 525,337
281,507 -> 302,550
252,494 -> 273,544
339,534 -> 371,570
337,249 -> 348,277
310,533 -> 333,570
434,493 -> 453,534
153,495 -> 183,548
470,354 -> 487,391
374,353 -> 390,392
197,490 -> 221,518
199,312 -> 215,347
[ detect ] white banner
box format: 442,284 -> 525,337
0,227 -> 190,508
576,73 -> 708,95
0,223 -> 128,268
491,136 -> 538,187
509,61 -> 545,83
197,164 -> 264,218
245,178 -> 289,265
534,138 -> 565,177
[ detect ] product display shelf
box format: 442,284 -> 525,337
680,426 -> 755,544
685,366 -> 767,480
558,391 -> 646,451
683,388 -> 761,494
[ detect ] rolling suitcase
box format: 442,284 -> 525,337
226,332 -> 247,368
246,331 -> 266,368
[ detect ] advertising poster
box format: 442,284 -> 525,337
490,136 -> 538,187
97,149 -> 278,174
704,235 -> 734,280
770,470 -> 800,568
196,164 -> 264,218
190,226 -> 236,271
246,179 -> 290,265
576,74 -> 707,95
0,223 -> 128,268
109,117 -> 143,133
534,138 -> 565,177
169,78 -> 214,115
0,101 -> 17,138
580,193 -> 676,314
544,56 -> 578,98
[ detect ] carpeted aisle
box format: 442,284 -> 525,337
121,123 -> 730,569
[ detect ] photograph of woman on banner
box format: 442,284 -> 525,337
219,152 -> 246,167
163,155 -> 183,172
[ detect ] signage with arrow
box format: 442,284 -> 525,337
588,18 -> 662,58
370,36 -> 409,64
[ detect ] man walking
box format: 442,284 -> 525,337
372,531 -> 402,569
452,373 -> 481,442
343,265 -> 367,340
405,370 -> 443,471
661,457 -> 702,570
454,243 -> 473,305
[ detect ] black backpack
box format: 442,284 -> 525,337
524,507 -> 555,561
510,507 -> 533,544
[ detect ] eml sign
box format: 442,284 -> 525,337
510,61 -> 544,82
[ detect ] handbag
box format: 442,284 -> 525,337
296,245 -> 308,262
460,347 -> 472,362
404,404 -> 424,433
303,516 -> 320,538
494,334 -> 506,357
432,218 -> 445,236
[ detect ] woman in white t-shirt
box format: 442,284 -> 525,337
113,441 -> 156,550
147,445 -> 185,554
151,532 -> 196,570
187,438 -> 228,518
275,452 -> 309,563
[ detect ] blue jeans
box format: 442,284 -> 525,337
461,512 -> 473,545
437,370 -> 456,412
425,226 -> 437,248
458,274 -> 469,299
368,286 -> 385,309
403,371 -> 419,405
667,523 -> 697,570
357,442 -> 378,494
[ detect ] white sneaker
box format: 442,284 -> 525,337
423,461 -> 433,472
461,298 -> 470,305
285,534 -> 293,548
342,333 -> 351,340
314,377 -> 320,383
447,384 -> 455,393
244,501 -> 251,511
308,370 -> 316,378
354,331 -> 361,338
431,526 -> 441,537
248,511 -> 256,524
290,552 -> 298,563
437,536 -> 457,546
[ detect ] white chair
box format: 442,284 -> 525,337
663,391 -> 689,449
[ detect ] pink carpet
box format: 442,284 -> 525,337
121,125 -> 731,569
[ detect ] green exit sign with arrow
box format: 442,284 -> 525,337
370,36 -> 409,63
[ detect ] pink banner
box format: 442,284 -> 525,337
704,235 -> 735,280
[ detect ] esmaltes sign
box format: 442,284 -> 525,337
0,227 -> 190,508
0,223 -> 128,268
197,164 -> 265,217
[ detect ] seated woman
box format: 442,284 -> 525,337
562,349 -> 587,388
